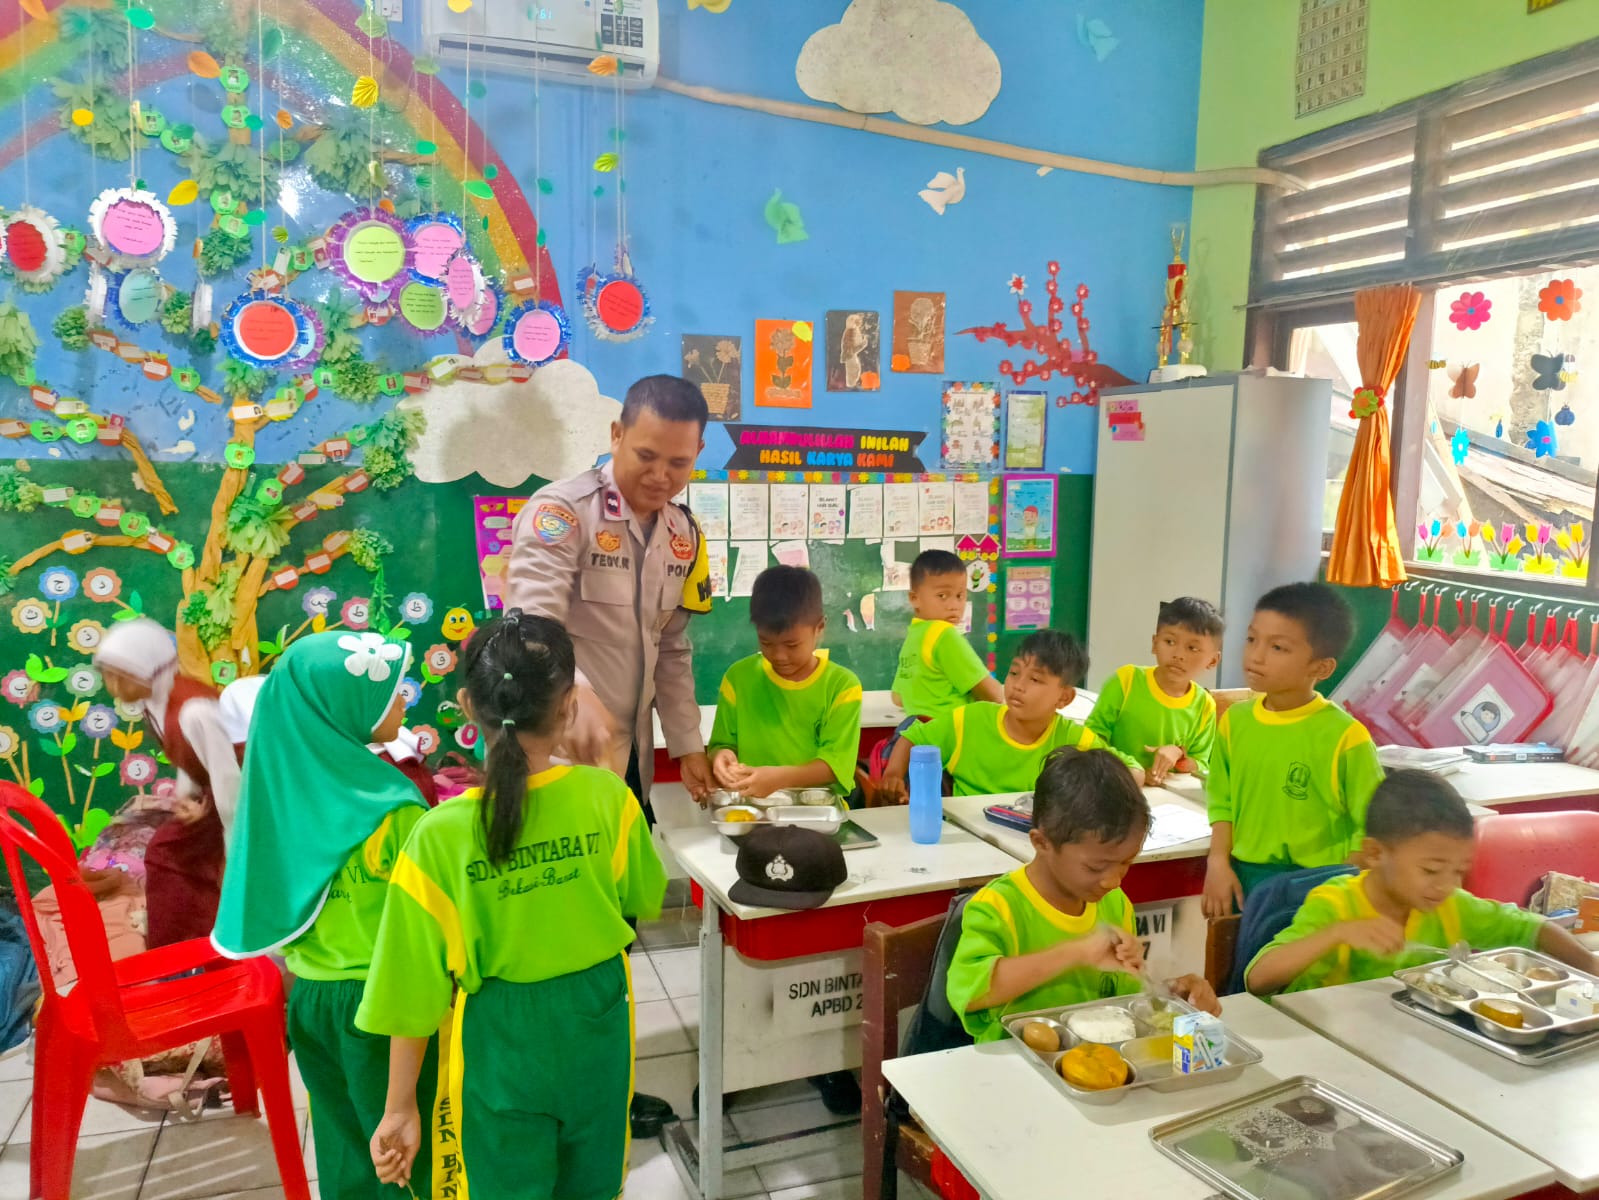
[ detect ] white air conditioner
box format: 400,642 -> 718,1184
424,0 -> 658,88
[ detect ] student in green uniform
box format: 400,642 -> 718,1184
1087,596 -> 1223,785
361,612 -> 666,1199
1247,770 -> 1598,994
948,748 -> 1220,1042
1203,583 -> 1385,918
891,549 -> 1004,719
880,630 -> 1142,799
709,565 -> 863,802
212,630 -> 434,1200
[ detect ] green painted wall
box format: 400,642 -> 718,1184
1190,0 -> 1599,369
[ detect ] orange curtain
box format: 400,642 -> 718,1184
1326,284 -> 1421,588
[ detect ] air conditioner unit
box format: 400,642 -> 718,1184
424,0 -> 658,88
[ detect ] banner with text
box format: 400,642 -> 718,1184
723,423 -> 928,473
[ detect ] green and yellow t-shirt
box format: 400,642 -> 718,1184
1206,695 -> 1383,869
893,619 -> 990,719
947,867 -> 1140,1043
1086,665 -> 1218,773
902,702 -> 1133,796
283,802 -> 428,981
355,766 -> 666,1039
708,651 -> 863,793
1247,871 -> 1544,994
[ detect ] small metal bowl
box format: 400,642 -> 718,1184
1049,1052 -> 1138,1105
1008,1016 -> 1069,1056
790,787 -> 838,807
705,789 -> 745,810
765,805 -> 843,832
1398,969 -> 1477,1015
711,805 -> 764,837
1495,953 -> 1567,984
1471,998 -> 1553,1045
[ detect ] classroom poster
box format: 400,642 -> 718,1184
730,541 -> 767,596
1006,564 -> 1053,630
473,495 -> 527,611
770,483 -> 808,539
688,482 -> 730,541
681,334 -> 742,420
883,483 -> 918,538
824,310 -> 881,392
848,484 -> 883,539
953,480 -> 990,535
918,481 -> 954,536
1005,390 -> 1047,469
754,319 -> 813,408
809,484 -> 847,539
941,381 -> 1001,468
706,541 -> 730,600
881,540 -> 914,591
729,484 -> 769,540
1002,473 -> 1057,558
891,290 -> 946,373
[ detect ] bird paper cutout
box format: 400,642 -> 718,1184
1077,15 -> 1119,61
764,190 -> 808,245
919,168 -> 966,216
1448,363 -> 1479,400
1531,353 -> 1566,392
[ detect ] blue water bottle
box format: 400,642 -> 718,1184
908,744 -> 943,845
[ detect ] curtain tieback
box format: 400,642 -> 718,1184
1350,386 -> 1386,419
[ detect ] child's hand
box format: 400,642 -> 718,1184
171,796 -> 210,825
711,749 -> 743,790
1202,858 -> 1244,919
1144,744 -> 1185,786
1335,917 -> 1406,957
739,766 -> 784,799
878,770 -> 908,805
1169,974 -> 1222,1016
370,1107 -> 421,1187
1072,925 -> 1141,975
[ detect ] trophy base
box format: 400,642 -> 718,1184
1148,363 -> 1209,383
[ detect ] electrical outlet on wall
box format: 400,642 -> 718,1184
378,0 -> 402,18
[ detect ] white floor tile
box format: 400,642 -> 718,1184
191,1187 -> 320,1200
0,1077 -> 29,1144
727,1079 -> 819,1112
0,1128 -> 157,1200
650,947 -> 702,999
731,1097 -> 856,1144
627,1135 -> 765,1199
671,992 -> 701,1047
769,1176 -> 863,1200
755,1136 -> 864,1194
630,955 -> 669,1005
635,999 -> 694,1059
0,1042 -> 30,1082
139,1114 -> 305,1200
634,1050 -> 699,1121
10,1094 -> 166,1144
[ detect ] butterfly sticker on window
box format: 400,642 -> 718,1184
1448,363 -> 1479,400
1531,353 -> 1566,392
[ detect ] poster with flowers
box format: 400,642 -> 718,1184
681,335 -> 743,419
754,319 -> 814,409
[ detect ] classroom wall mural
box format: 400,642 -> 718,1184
0,0 -> 1204,837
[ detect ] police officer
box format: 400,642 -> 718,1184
504,376 -> 713,1139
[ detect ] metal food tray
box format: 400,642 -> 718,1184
711,804 -> 843,838
1391,946 -> 1599,1054
1388,991 -> 1599,1067
1003,994 -> 1263,1106
1150,1075 -> 1463,1200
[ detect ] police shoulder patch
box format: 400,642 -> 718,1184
531,502 -> 578,545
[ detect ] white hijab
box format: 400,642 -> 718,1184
93,617 -> 179,684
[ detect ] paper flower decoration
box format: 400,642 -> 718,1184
0,726 -> 17,758
4,207 -> 70,286
10,599 -> 48,635
68,620 -> 106,655
39,567 -> 79,600
83,567 -> 122,602
399,677 -> 422,709
338,632 -> 404,682
412,725 -> 441,755
352,76 -> 380,109
1350,387 -> 1384,419
1525,420 -> 1559,458
65,665 -> 101,697
400,593 -> 434,625
1450,428 -> 1470,465
340,597 -> 372,630
88,187 -> 177,266
120,753 -> 157,786
27,701 -> 62,734
1008,275 -> 1026,296
113,698 -> 142,723
577,263 -> 652,344
1538,279 -> 1582,321
302,586 -> 337,618
587,54 -> 619,76
1,671 -> 36,707
424,644 -> 457,676
1449,291 -> 1491,331
502,299 -> 571,367
455,722 -> 480,752
80,705 -> 118,739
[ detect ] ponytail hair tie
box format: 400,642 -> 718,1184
504,671 -> 514,681
501,717 -> 516,727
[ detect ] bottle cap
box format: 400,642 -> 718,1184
910,744 -> 941,765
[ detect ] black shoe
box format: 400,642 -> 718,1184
808,1071 -> 861,1116
630,1091 -> 675,1138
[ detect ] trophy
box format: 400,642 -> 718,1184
1150,224 -> 1207,383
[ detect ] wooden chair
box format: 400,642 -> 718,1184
862,913 -> 946,1200
1204,913 -> 1241,994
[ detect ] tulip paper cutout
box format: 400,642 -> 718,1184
764,190 -> 808,245
919,168 -> 966,215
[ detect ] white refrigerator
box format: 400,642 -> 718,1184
1087,372 -> 1333,689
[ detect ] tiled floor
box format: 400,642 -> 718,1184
0,898 -> 936,1200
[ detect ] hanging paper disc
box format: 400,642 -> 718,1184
101,197 -> 168,258
596,279 -> 646,334
235,299 -> 299,360
445,254 -> 481,309
7,220 -> 46,274
465,285 -> 501,338
220,291 -> 324,368
116,270 -> 163,325
504,300 -> 570,367
345,223 -> 406,284
399,282 -> 447,333
408,215 -> 464,283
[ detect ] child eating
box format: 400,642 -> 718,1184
881,630 -> 1140,799
947,748 -> 1219,1041
1204,583 -> 1384,917
1087,597 -> 1223,786
708,565 -> 863,802
891,549 -> 1004,719
1247,770 -> 1598,994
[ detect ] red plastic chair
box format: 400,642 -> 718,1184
0,783 -> 309,1200
1464,809 -> 1599,906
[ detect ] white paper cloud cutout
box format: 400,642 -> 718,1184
406,343 -> 620,488
795,0 -> 1002,127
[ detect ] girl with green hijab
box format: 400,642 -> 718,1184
214,630 -> 437,1200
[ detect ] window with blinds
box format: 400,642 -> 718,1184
1251,37 -> 1599,306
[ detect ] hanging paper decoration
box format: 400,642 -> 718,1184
460,279 -> 503,339
325,207 -> 411,302
1525,420 -> 1559,458
1448,291 -> 1491,331
1531,352 -> 1566,391
1450,428 -> 1470,465
88,188 -> 177,267
219,291 -> 325,369
3,208 -> 67,286
1556,402 -> 1576,427
1447,362 -> 1478,399
502,299 -> 570,367
398,282 -> 449,334
108,269 -> 164,328
1538,279 -> 1582,321
577,261 -> 652,343
443,251 -> 485,313
352,75 -> 380,109
407,214 -> 466,284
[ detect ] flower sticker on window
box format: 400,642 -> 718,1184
399,677 -> 422,709
1538,279 -> 1582,321
424,644 -> 457,677
83,568 -> 123,603
412,725 -> 440,755
338,632 -> 405,682
39,567 -> 79,601
341,597 -> 372,630
11,598 -> 49,635
1525,420 -> 1559,458
1448,291 -> 1491,331
65,665 -> 102,697
0,726 -> 17,759
69,619 -> 107,655
400,592 -> 434,625
120,753 -> 158,786
1450,428 -> 1470,466
1,671 -> 36,707
80,705 -> 118,739
28,701 -> 63,734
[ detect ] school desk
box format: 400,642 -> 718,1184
659,806 -> 1017,1200
1275,978 -> 1599,1193
881,992 -> 1553,1200
1443,760 -> 1599,815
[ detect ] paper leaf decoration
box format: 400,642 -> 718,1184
125,7 -> 154,29
763,190 -> 808,244
588,55 -> 619,76
463,180 -> 494,200
188,51 -> 221,78
593,152 -> 620,172
19,0 -> 51,20
687,0 -> 733,9
275,109 -> 293,129
447,0 -> 473,10
352,76 -> 379,108
71,109 -> 94,126
167,180 -> 199,206
1076,15 -> 1119,61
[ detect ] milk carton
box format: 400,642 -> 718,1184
1172,1012 -> 1226,1074
1554,981 -> 1599,1019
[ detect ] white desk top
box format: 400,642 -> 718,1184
943,789 -> 1214,866
1274,977 -> 1599,1191
661,804 -> 1017,921
882,993 -> 1553,1200
653,689 -> 907,748
1443,759 -> 1599,808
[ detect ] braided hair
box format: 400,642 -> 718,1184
459,610 -> 576,866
